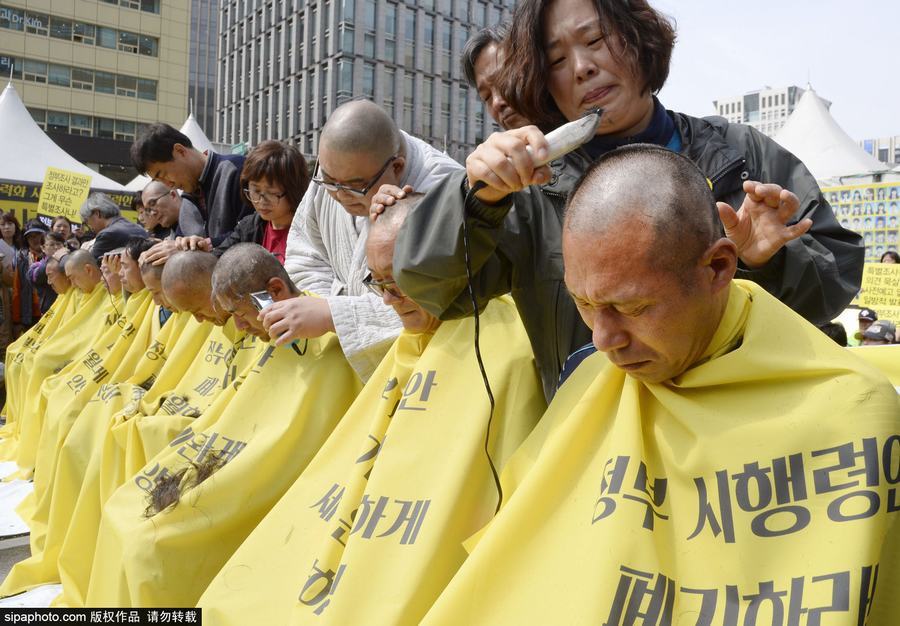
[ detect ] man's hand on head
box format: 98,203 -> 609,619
143,239 -> 182,266
370,184 -> 414,221
258,296 -> 336,345
717,181 -> 812,269
176,236 -> 213,252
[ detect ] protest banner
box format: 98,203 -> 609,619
36,168 -> 91,224
859,262 -> 900,322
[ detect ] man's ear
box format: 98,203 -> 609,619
268,277 -> 292,301
391,156 -> 406,178
172,143 -> 188,159
702,237 -> 738,293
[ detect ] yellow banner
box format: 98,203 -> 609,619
859,262 -> 900,322
36,167 -> 91,224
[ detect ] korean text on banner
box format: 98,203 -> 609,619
859,263 -> 900,322
37,167 -> 90,224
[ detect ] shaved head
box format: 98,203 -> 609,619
142,179 -> 170,198
212,243 -> 298,302
211,243 -> 299,338
566,144 -> 723,279
368,193 -> 421,251
162,251 -> 227,324
65,249 -> 101,293
320,99 -> 404,160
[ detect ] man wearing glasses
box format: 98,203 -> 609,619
139,180 -> 195,240
259,99 -> 462,382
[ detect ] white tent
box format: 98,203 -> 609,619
773,85 -> 890,185
124,113 -> 217,192
0,82 -> 123,190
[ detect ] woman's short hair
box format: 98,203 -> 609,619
0,211 -> 23,248
881,250 -> 900,263
501,0 -> 676,130
239,140 -> 310,211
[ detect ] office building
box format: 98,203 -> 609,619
713,86 -> 829,138
0,0 -> 189,183
190,0 -> 218,137
216,0 -> 514,162
860,135 -> 900,167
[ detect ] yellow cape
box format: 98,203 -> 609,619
199,296 -> 545,626
422,281 -> 900,625
0,290 -> 158,597
82,330 -> 361,607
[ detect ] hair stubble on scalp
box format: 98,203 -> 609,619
565,144 -> 722,283
320,99 -> 404,162
211,242 -> 299,305
161,250 -> 217,306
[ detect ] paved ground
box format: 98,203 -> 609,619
0,542 -> 29,580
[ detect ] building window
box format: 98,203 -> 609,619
404,10 -> 415,68
70,114 -> 92,136
47,110 -> 69,133
23,59 -> 47,83
49,16 -> 72,40
342,25 -> 354,53
48,64 -> 71,87
0,7 -> 24,31
338,58 -> 353,102
71,68 -> 93,90
28,108 -> 46,130
97,26 -> 117,49
118,30 -> 139,53
73,21 -> 95,45
363,62 -> 375,98
95,117 -> 114,139
24,10 -> 48,36
384,2 -> 396,63
139,35 -> 158,56
116,74 -> 137,97
341,0 -> 355,23
137,78 -> 157,100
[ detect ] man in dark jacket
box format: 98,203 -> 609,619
389,109 -> 863,401
80,192 -> 149,260
130,123 -> 251,246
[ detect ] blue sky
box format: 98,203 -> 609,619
653,0 -> 899,140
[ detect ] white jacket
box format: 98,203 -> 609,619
285,131 -> 463,381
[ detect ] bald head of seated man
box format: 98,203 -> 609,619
563,144 -> 737,383
64,249 -> 103,294
161,251 -> 229,326
316,99 -> 409,217
365,194 -> 441,335
211,243 -> 300,340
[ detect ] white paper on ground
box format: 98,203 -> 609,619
0,584 -> 61,607
0,481 -> 31,537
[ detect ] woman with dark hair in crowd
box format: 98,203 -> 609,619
26,231 -> 67,314
180,140 -> 310,264
0,212 -> 23,251
11,219 -> 49,335
387,0 -> 865,399
881,250 -> 900,264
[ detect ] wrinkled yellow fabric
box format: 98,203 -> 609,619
421,281 -> 900,625
0,291 -> 159,597
0,288 -> 78,451
10,287 -> 122,477
850,345 -> 900,389
0,312 -> 202,600
53,318 -> 258,607
199,296 -> 545,626
82,330 -> 361,608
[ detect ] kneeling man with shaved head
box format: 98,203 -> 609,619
421,145 -> 900,625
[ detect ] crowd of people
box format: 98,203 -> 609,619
0,0 -> 897,621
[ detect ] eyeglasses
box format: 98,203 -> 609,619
312,155 -> 397,197
363,272 -> 404,298
144,189 -> 173,211
243,188 -> 287,206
